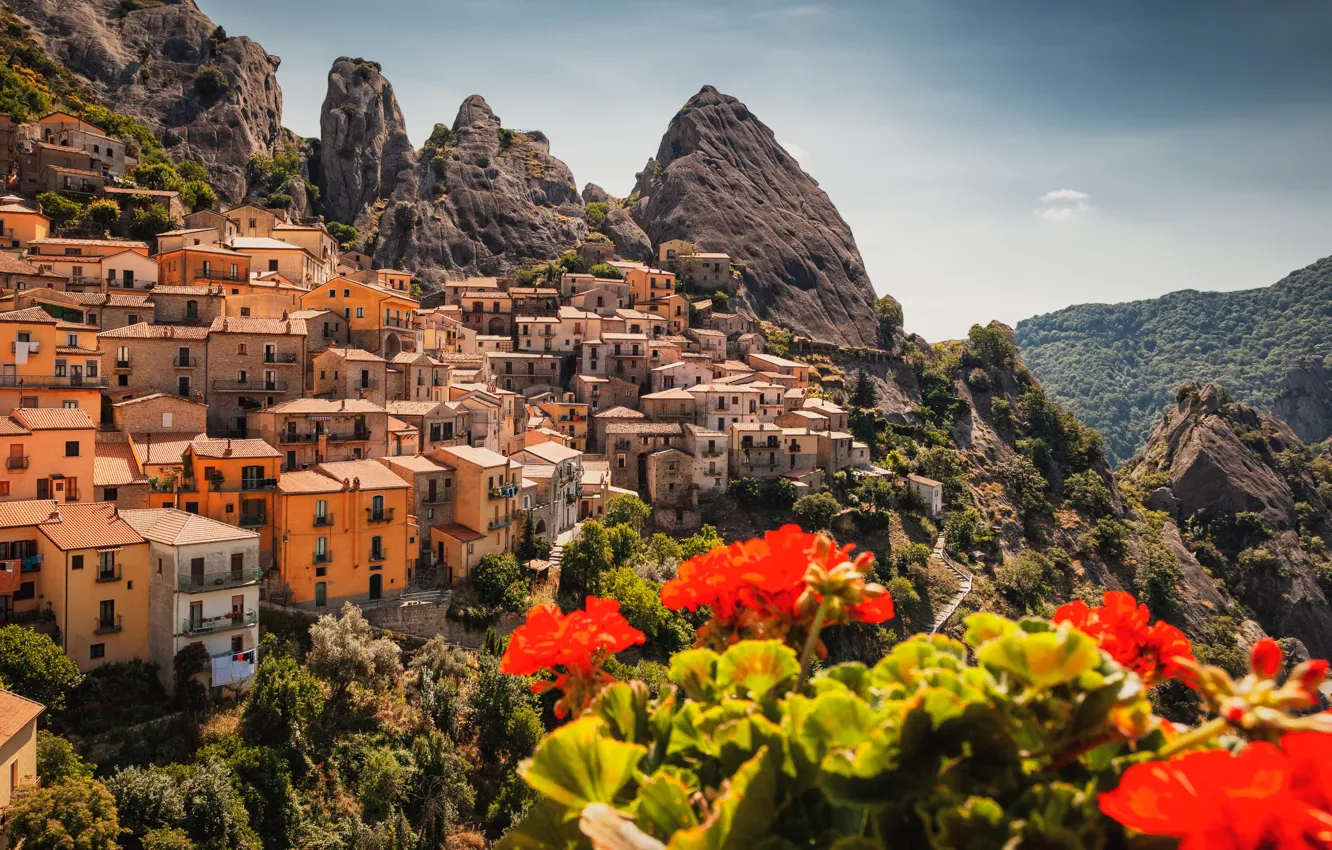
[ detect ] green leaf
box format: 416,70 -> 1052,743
817,662 -> 872,696
670,649 -> 721,702
712,714 -> 788,777
668,703 -> 711,758
636,773 -> 699,839
963,612 -> 1018,649
716,641 -> 799,700
496,799 -> 585,850
668,748 -> 778,850
595,681 -> 652,744
976,627 -> 1100,690
795,691 -> 881,764
521,717 -> 647,810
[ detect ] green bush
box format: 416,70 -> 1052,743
131,203 -> 179,240
761,477 -> 798,511
472,553 -> 527,608
181,180 -> 217,213
37,191 -> 82,227
6,775 -> 121,850
1064,470 -> 1112,517
327,221 -> 359,249
0,624 -> 83,708
587,262 -> 622,280
83,198 -> 121,229
132,162 -> 182,191
37,731 -> 92,784
585,201 -> 608,230
793,492 -> 840,531
604,494 -> 651,533
194,65 -> 228,97
874,293 -> 903,339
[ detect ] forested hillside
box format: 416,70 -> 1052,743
1014,255 -> 1332,464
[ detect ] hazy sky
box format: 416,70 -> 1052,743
198,0 -> 1332,342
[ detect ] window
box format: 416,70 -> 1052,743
355,306 -> 364,318
104,487 -> 118,501
344,289 -> 350,298
90,643 -> 105,659
370,536 -> 383,560
268,260 -> 279,272
237,343 -> 248,355
37,478 -> 50,500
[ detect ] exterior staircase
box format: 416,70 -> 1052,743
929,530 -> 974,635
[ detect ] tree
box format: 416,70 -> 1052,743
761,477 -> 798,511
472,553 -> 526,607
132,162 -> 183,191
606,522 -> 642,566
793,492 -> 840,531
241,641 -> 324,752
515,512 -> 550,565
306,603 -> 403,697
176,161 -> 211,183
678,525 -> 723,560
37,731 -> 92,784
181,759 -> 256,849
173,642 -> 210,711
587,262 -> 622,280
711,291 -> 730,312
856,475 -> 895,513
181,180 -> 217,213
0,624 -> 83,708
850,367 -> 877,409
327,221 -> 359,249
195,65 -> 229,97
144,828 -> 196,850
84,198 -> 121,230
408,730 -> 473,848
603,494 -> 650,533
107,765 -> 186,836
585,201 -> 609,230
1065,470 -> 1113,518
7,776 -> 121,850
557,520 -> 614,601
131,203 -> 179,240
875,294 -> 904,340
966,323 -> 1015,367
466,654 -> 541,759
602,566 -> 668,639
36,191 -> 83,227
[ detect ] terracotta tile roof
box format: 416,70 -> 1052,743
642,388 -> 695,400
130,433 -> 204,466
803,398 -> 845,414
209,316 -> 307,336
382,455 -> 453,473
113,392 -> 207,408
154,227 -> 215,237
0,499 -> 59,528
267,398 -> 386,414
39,502 -> 145,551
386,401 -> 444,416
605,422 -> 682,436
908,473 -> 943,488
387,417 -> 416,433
94,440 -> 147,487
433,523 -> 486,542
323,347 -> 385,363
148,285 -> 221,296
163,243 -> 246,256
0,254 -> 42,275
56,345 -> 102,355
435,444 -> 510,468
516,441 -> 582,464
30,237 -> 148,249
120,508 -> 257,546
190,438 -> 281,459
0,417 -> 30,436
103,186 -> 179,198
277,470 -> 344,495
106,293 -> 152,306
0,306 -> 58,323
594,406 -> 644,419
317,460 -> 411,490
0,691 -> 44,742
98,322 -> 209,340
11,407 -> 95,430
288,309 -> 332,319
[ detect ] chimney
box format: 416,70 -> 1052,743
353,477 -> 360,490
281,310 -> 288,320
342,478 -> 350,490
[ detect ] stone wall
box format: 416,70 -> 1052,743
359,600 -> 522,647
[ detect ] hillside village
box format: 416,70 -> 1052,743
0,106 -> 948,703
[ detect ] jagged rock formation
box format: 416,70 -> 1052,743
9,0 -> 284,202
1122,383 -> 1332,656
581,184 -> 651,263
315,61 -> 586,282
319,58 -> 416,224
1274,359 -> 1332,445
630,86 -> 880,346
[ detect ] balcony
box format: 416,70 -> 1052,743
238,512 -> 268,528
95,615 -> 123,634
368,550 -> 385,563
95,563 -> 122,583
191,268 -> 243,282
279,431 -> 317,444
0,374 -> 105,389
114,359 -> 131,371
172,355 -> 198,368
366,507 -> 395,524
211,379 -> 288,392
422,492 -> 451,504
327,430 -> 371,443
313,513 -> 335,527
488,484 -> 518,499
313,552 -> 332,564
354,378 -> 379,390
6,455 -> 29,471
21,554 -> 42,572
210,478 -> 276,493
263,352 -> 300,365
701,448 -> 724,458
178,567 -> 263,592
488,514 -> 512,530
182,610 -> 258,636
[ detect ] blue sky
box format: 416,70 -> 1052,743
197,0 -> 1332,342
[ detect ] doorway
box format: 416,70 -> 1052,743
315,581 -> 326,607
368,574 -> 382,601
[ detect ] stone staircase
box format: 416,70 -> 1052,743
929,531 -> 973,635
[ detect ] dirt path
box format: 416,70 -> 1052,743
929,531 -> 973,634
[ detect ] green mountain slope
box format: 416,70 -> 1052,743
1014,255 -> 1332,464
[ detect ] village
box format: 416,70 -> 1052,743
0,109 -> 946,699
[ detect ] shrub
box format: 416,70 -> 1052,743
83,198 -> 121,229
728,476 -> 760,503
36,191 -> 82,227
132,162 -> 182,191
557,520 -> 615,601
241,640 -> 324,753
37,731 -> 91,784
263,192 -> 294,210
793,492 -> 840,531
585,231 -> 612,244
604,494 -> 651,533
131,203 -> 179,240
584,201 -> 608,230
194,65 -> 228,97
874,293 -> 903,339
587,262 -> 622,280
498,127 -> 516,148
180,180 -> 217,213
944,507 -> 993,557
966,322 -> 1016,367
995,551 -> 1052,610
6,776 -> 121,850
1064,469 -> 1113,517
711,290 -> 729,312
327,221 -> 359,248
107,765 -> 185,836
761,476 -> 798,510
472,553 -> 527,608
0,624 -> 83,708
306,603 -> 402,697
965,367 -> 991,391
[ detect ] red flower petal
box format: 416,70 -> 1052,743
1251,637 -> 1284,679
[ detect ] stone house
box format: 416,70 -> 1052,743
110,393 -> 208,435
646,447 -> 700,531
247,398 -> 390,470
386,400 -> 466,453
607,421 -> 683,493
681,423 -> 728,496
312,347 -> 388,408
573,374 -> 639,415
510,441 -> 583,537
98,323 -> 210,399
380,454 -> 456,561
387,352 -> 452,402
908,474 -> 944,519
205,316 -> 311,437
147,286 -> 226,326
591,405 -> 645,454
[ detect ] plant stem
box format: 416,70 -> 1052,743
798,599 -> 831,689
1156,715 -> 1228,759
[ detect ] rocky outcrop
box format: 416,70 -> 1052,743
10,0 -> 283,202
318,58 -> 416,224
630,86 -> 880,346
1274,359 -> 1332,445
582,184 -> 651,263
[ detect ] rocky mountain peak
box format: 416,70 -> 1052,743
319,57 -> 416,224
630,86 -> 881,346
1274,359 -> 1332,446
453,94 -> 497,133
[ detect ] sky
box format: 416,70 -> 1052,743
198,0 -> 1332,342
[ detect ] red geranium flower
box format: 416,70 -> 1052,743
1053,591 -> 1194,686
661,525 -> 892,650
500,596 -> 645,718
1101,734 -> 1332,849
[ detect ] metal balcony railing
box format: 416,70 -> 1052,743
488,514 -> 512,530
421,492 -> 451,504
327,430 -> 372,443
280,432 -> 317,444
313,513 -> 335,527
0,375 -> 105,389
192,269 -> 243,281
366,508 -> 395,524
95,615 -> 122,634
488,484 -> 518,499
263,352 -> 299,364
355,378 -> 379,390
238,512 -> 267,528
6,455 -> 29,470
211,379 -> 288,392
182,610 -> 258,636
21,554 -> 42,572
313,552 -> 332,564
172,355 -> 198,367
95,563 -> 122,583
114,360 -> 131,370
178,567 -> 263,592
210,478 -> 276,492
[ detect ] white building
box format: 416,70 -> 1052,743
511,441 -> 584,536
908,474 -> 944,518
121,509 -> 262,695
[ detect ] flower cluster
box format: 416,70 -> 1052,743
500,596 -> 645,717
1179,637 -> 1332,739
660,524 -> 893,649
1053,591 -> 1194,686
1101,732 -> 1332,848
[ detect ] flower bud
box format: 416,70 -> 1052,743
1251,638 -> 1283,679
1293,659 -> 1330,698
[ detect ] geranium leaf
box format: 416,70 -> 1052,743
496,799 -> 586,850
595,681 -> 652,744
668,703 -> 711,757
716,641 -> 799,700
668,747 -> 778,850
713,715 -> 788,777
976,627 -> 1100,690
964,612 -> 1018,649
636,772 -> 699,839
670,649 -> 721,702
819,662 -> 872,696
796,691 -> 880,764
522,717 -> 647,810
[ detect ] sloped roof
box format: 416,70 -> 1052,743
0,691 -> 44,743
277,470 -> 344,495
190,438 -> 281,460
39,502 -> 145,551
208,316 -> 307,335
0,306 -> 58,323
594,406 -> 644,419
516,441 -> 582,465
94,441 -> 147,487
98,322 -> 209,340
0,499 -> 59,529
10,407 -> 95,430
317,460 -> 411,490
266,398 -> 386,414
120,508 -> 258,546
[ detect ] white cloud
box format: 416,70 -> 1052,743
1040,188 -> 1090,202
1036,188 -> 1092,222
784,141 -> 809,163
